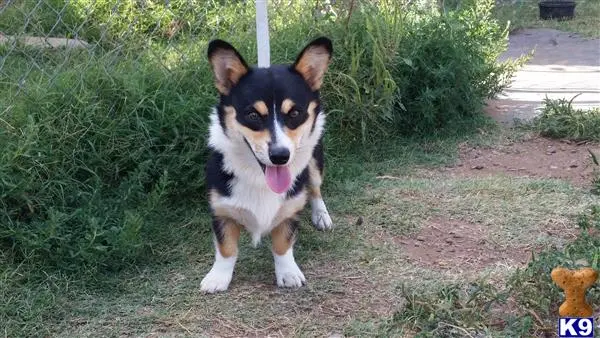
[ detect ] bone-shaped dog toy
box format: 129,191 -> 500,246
551,267 -> 598,317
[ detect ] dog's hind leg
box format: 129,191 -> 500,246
309,141 -> 333,230
200,217 -> 241,293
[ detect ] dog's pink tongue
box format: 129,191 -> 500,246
265,165 -> 292,194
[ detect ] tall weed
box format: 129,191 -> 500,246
590,150 -> 600,195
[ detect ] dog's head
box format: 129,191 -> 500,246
207,37 -> 332,194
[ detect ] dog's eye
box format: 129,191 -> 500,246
247,111 -> 260,121
289,109 -> 299,118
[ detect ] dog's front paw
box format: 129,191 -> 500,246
275,263 -> 306,288
311,198 -> 333,230
200,269 -> 233,293
312,208 -> 333,230
274,251 -> 306,288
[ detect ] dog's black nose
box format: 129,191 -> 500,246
269,147 -> 290,165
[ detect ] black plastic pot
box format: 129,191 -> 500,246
539,1 -> 576,20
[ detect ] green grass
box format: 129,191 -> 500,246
0,121 -> 488,337
494,0 -> 600,37
4,123 -> 599,336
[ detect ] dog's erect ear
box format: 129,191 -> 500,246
207,40 -> 249,95
293,37 -> 332,91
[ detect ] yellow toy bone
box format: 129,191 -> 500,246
551,267 -> 598,317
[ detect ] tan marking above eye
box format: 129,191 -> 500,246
253,101 -> 269,116
281,98 -> 295,114
223,105 -> 236,116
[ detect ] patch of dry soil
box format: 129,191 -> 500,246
446,136 -> 600,186
397,218 -> 533,271
403,136 -> 596,271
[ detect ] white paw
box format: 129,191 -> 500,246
200,253 -> 236,293
274,249 -> 306,288
312,209 -> 333,230
200,269 -> 232,293
311,198 -> 333,230
276,263 -> 306,288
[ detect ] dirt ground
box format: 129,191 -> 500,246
447,136 -> 599,186
399,135 -> 598,273
398,218 -> 532,270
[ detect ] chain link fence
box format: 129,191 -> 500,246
0,1 -> 271,114
0,0 -> 441,116
0,0 -> 448,140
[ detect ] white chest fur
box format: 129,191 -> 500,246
223,177 -> 284,236
212,179 -> 307,245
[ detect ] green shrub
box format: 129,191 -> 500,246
392,1 -> 518,135
320,0 -> 520,144
533,95 -> 600,141
0,49 -> 213,272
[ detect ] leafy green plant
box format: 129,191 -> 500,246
381,282 -> 507,337
533,95 -> 600,141
0,49 -> 213,272
390,0 -> 522,135
322,0 -> 521,144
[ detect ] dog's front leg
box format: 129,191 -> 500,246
201,217 -> 241,293
271,218 -> 306,288
308,154 -> 333,230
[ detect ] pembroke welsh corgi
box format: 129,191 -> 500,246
201,37 -> 333,292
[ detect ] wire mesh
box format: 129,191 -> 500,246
0,0 -> 432,133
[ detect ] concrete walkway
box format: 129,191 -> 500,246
487,28 -> 600,125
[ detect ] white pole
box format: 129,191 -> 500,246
255,0 -> 270,68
